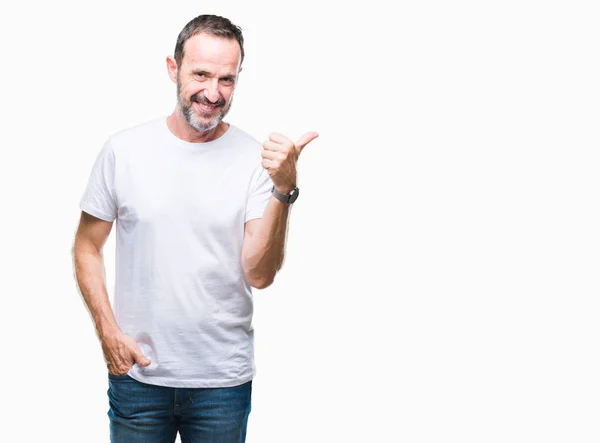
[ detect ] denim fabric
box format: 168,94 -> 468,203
107,373 -> 252,442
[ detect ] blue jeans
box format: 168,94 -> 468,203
107,373 -> 252,442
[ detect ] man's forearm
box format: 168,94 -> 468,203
243,195 -> 292,288
245,128 -> 318,287
72,247 -> 120,339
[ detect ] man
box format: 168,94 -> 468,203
72,14 -> 318,443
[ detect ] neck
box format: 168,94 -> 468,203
166,108 -> 229,143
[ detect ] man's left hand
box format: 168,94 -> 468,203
261,131 -> 319,194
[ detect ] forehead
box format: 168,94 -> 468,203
181,32 -> 241,72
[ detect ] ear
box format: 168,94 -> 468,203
166,56 -> 178,84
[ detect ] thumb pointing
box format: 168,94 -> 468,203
295,131 -> 319,154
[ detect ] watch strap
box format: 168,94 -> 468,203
271,186 -> 299,204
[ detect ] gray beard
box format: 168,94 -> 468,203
177,79 -> 232,133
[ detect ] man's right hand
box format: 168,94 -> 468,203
101,330 -> 151,375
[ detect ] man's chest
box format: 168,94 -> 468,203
115,154 -> 251,231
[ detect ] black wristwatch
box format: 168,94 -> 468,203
271,186 -> 300,204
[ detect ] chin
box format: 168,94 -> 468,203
189,115 -> 220,132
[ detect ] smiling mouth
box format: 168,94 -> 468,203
194,102 -> 220,113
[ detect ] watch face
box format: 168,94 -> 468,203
289,188 -> 299,203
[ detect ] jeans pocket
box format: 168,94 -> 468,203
108,371 -> 132,380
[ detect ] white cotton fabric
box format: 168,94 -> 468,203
79,117 -> 273,388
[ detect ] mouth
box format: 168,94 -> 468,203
194,102 -> 220,113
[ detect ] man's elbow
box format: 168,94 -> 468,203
246,273 -> 275,289
241,255 -> 277,289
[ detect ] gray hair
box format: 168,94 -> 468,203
174,14 -> 245,68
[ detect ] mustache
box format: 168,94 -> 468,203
191,94 -> 225,107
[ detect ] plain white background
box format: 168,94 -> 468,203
0,0 -> 598,441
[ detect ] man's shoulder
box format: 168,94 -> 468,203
229,123 -> 262,150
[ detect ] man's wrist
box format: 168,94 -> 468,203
272,185 -> 300,205
274,184 -> 296,195
96,321 -> 120,341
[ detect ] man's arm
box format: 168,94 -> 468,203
72,211 -> 150,375
241,196 -> 291,289
241,130 -> 318,288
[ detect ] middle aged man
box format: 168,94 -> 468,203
72,14 -> 318,443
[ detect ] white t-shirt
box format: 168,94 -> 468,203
79,116 -> 273,388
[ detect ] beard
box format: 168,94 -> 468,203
176,76 -> 233,133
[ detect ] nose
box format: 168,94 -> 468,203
203,80 -> 221,104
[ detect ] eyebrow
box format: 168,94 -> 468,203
192,70 -> 236,80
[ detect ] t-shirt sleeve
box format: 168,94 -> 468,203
79,139 -> 118,222
245,165 -> 274,223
